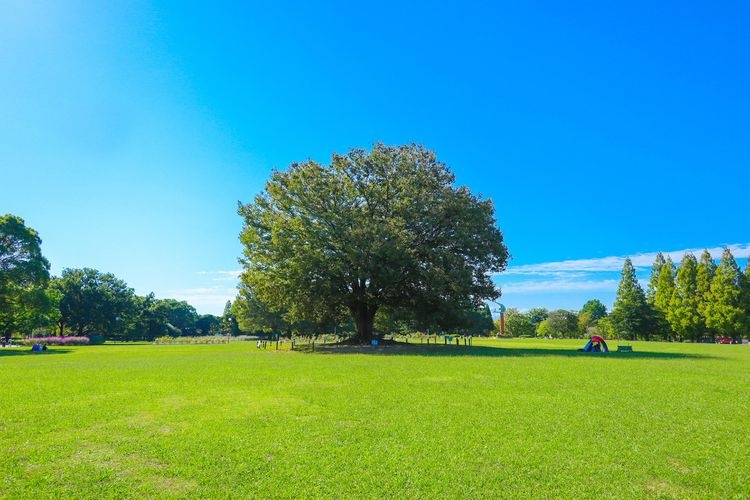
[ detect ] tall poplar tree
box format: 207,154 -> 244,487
704,248 -> 744,339
610,258 -> 652,340
667,253 -> 701,342
696,250 -> 716,339
653,257 -> 676,340
647,252 -> 666,304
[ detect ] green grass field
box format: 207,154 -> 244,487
1,339 -> 748,498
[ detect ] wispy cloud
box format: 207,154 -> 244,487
168,285 -> 237,312
197,270 -> 242,281
501,279 -> 620,294
503,243 -> 750,276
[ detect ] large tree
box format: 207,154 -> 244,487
503,309 -> 534,337
0,215 -> 53,339
647,252 -> 666,304
580,299 -> 607,322
53,268 -> 136,337
610,258 -> 653,340
667,253 -> 701,342
696,250 -> 716,338
703,248 -> 745,340
652,257 -> 676,340
238,144 -> 508,341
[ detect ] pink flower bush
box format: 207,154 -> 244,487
22,336 -> 90,346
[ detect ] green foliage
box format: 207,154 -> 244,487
535,318 -> 551,338
53,268 -> 136,338
195,314 -> 221,336
580,299 -> 607,322
220,300 -> 240,336
541,310 -> 579,338
646,252 -> 666,303
703,248 -> 745,339
0,215 -> 53,338
526,307 -> 549,327
652,257 -> 676,339
610,258 -> 653,340
696,250 -> 716,337
667,253 -> 702,342
237,144 -> 509,340
503,308 -> 534,337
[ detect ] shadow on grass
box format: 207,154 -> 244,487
0,348 -> 74,357
303,343 -> 711,359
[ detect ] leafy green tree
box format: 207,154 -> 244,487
545,310 -> 579,338
667,253 -> 701,342
220,300 -> 239,336
237,144 -> 509,341
0,215 -> 53,339
704,248 -> 745,339
527,307 -> 549,328
647,252 -> 666,303
155,299 -> 198,335
610,258 -> 653,340
196,314 -> 221,335
54,268 -> 136,337
232,285 -> 293,335
580,299 -> 607,322
696,250 -> 716,339
653,257 -> 676,340
503,309 -> 534,337
535,318 -> 552,338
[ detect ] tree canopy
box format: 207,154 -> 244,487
237,144 -> 508,341
0,215 -> 53,339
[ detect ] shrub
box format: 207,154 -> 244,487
23,336 -> 90,346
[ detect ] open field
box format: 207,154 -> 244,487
1,339 -> 749,498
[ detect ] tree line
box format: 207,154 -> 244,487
502,248 -> 750,342
609,249 -> 750,341
0,214 -> 237,341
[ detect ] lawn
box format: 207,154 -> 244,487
1,339 -> 748,498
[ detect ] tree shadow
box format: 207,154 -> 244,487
306,343 -> 712,360
0,348 -> 74,357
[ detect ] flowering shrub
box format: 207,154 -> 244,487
22,336 -> 90,346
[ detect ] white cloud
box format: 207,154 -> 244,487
501,279 -> 619,294
197,270 -> 242,281
168,285 -> 237,314
503,243 -> 750,275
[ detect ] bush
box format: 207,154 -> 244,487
23,336 -> 90,346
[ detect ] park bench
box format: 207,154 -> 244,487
617,345 -> 633,352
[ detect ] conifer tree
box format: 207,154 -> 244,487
647,252 -> 666,304
653,257 -> 676,340
704,248 -> 744,339
667,253 -> 701,342
610,258 -> 652,340
696,250 -> 716,339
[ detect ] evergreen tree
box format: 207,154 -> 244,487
610,258 -> 652,340
653,257 -> 676,340
704,248 -> 744,340
667,253 -> 701,342
696,250 -> 716,339
647,252 -> 666,304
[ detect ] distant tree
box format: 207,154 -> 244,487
647,252 -> 666,304
155,299 -> 198,335
545,310 -> 579,338
527,307 -> 549,328
610,258 -> 653,340
653,257 -> 676,340
196,314 -> 221,336
704,248 -> 745,340
535,318 -> 552,338
667,253 -> 701,342
503,309 -> 534,337
220,300 -> 239,336
580,299 -> 608,322
232,285 -> 292,335
54,268 -> 136,337
696,250 -> 716,339
0,215 -> 53,339
237,144 -> 508,341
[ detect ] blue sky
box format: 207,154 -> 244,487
2,1 -> 748,315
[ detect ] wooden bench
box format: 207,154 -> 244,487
617,345 -> 633,352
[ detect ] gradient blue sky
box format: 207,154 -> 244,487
2,1 -> 748,315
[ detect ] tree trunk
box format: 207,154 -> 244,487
351,303 -> 377,343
